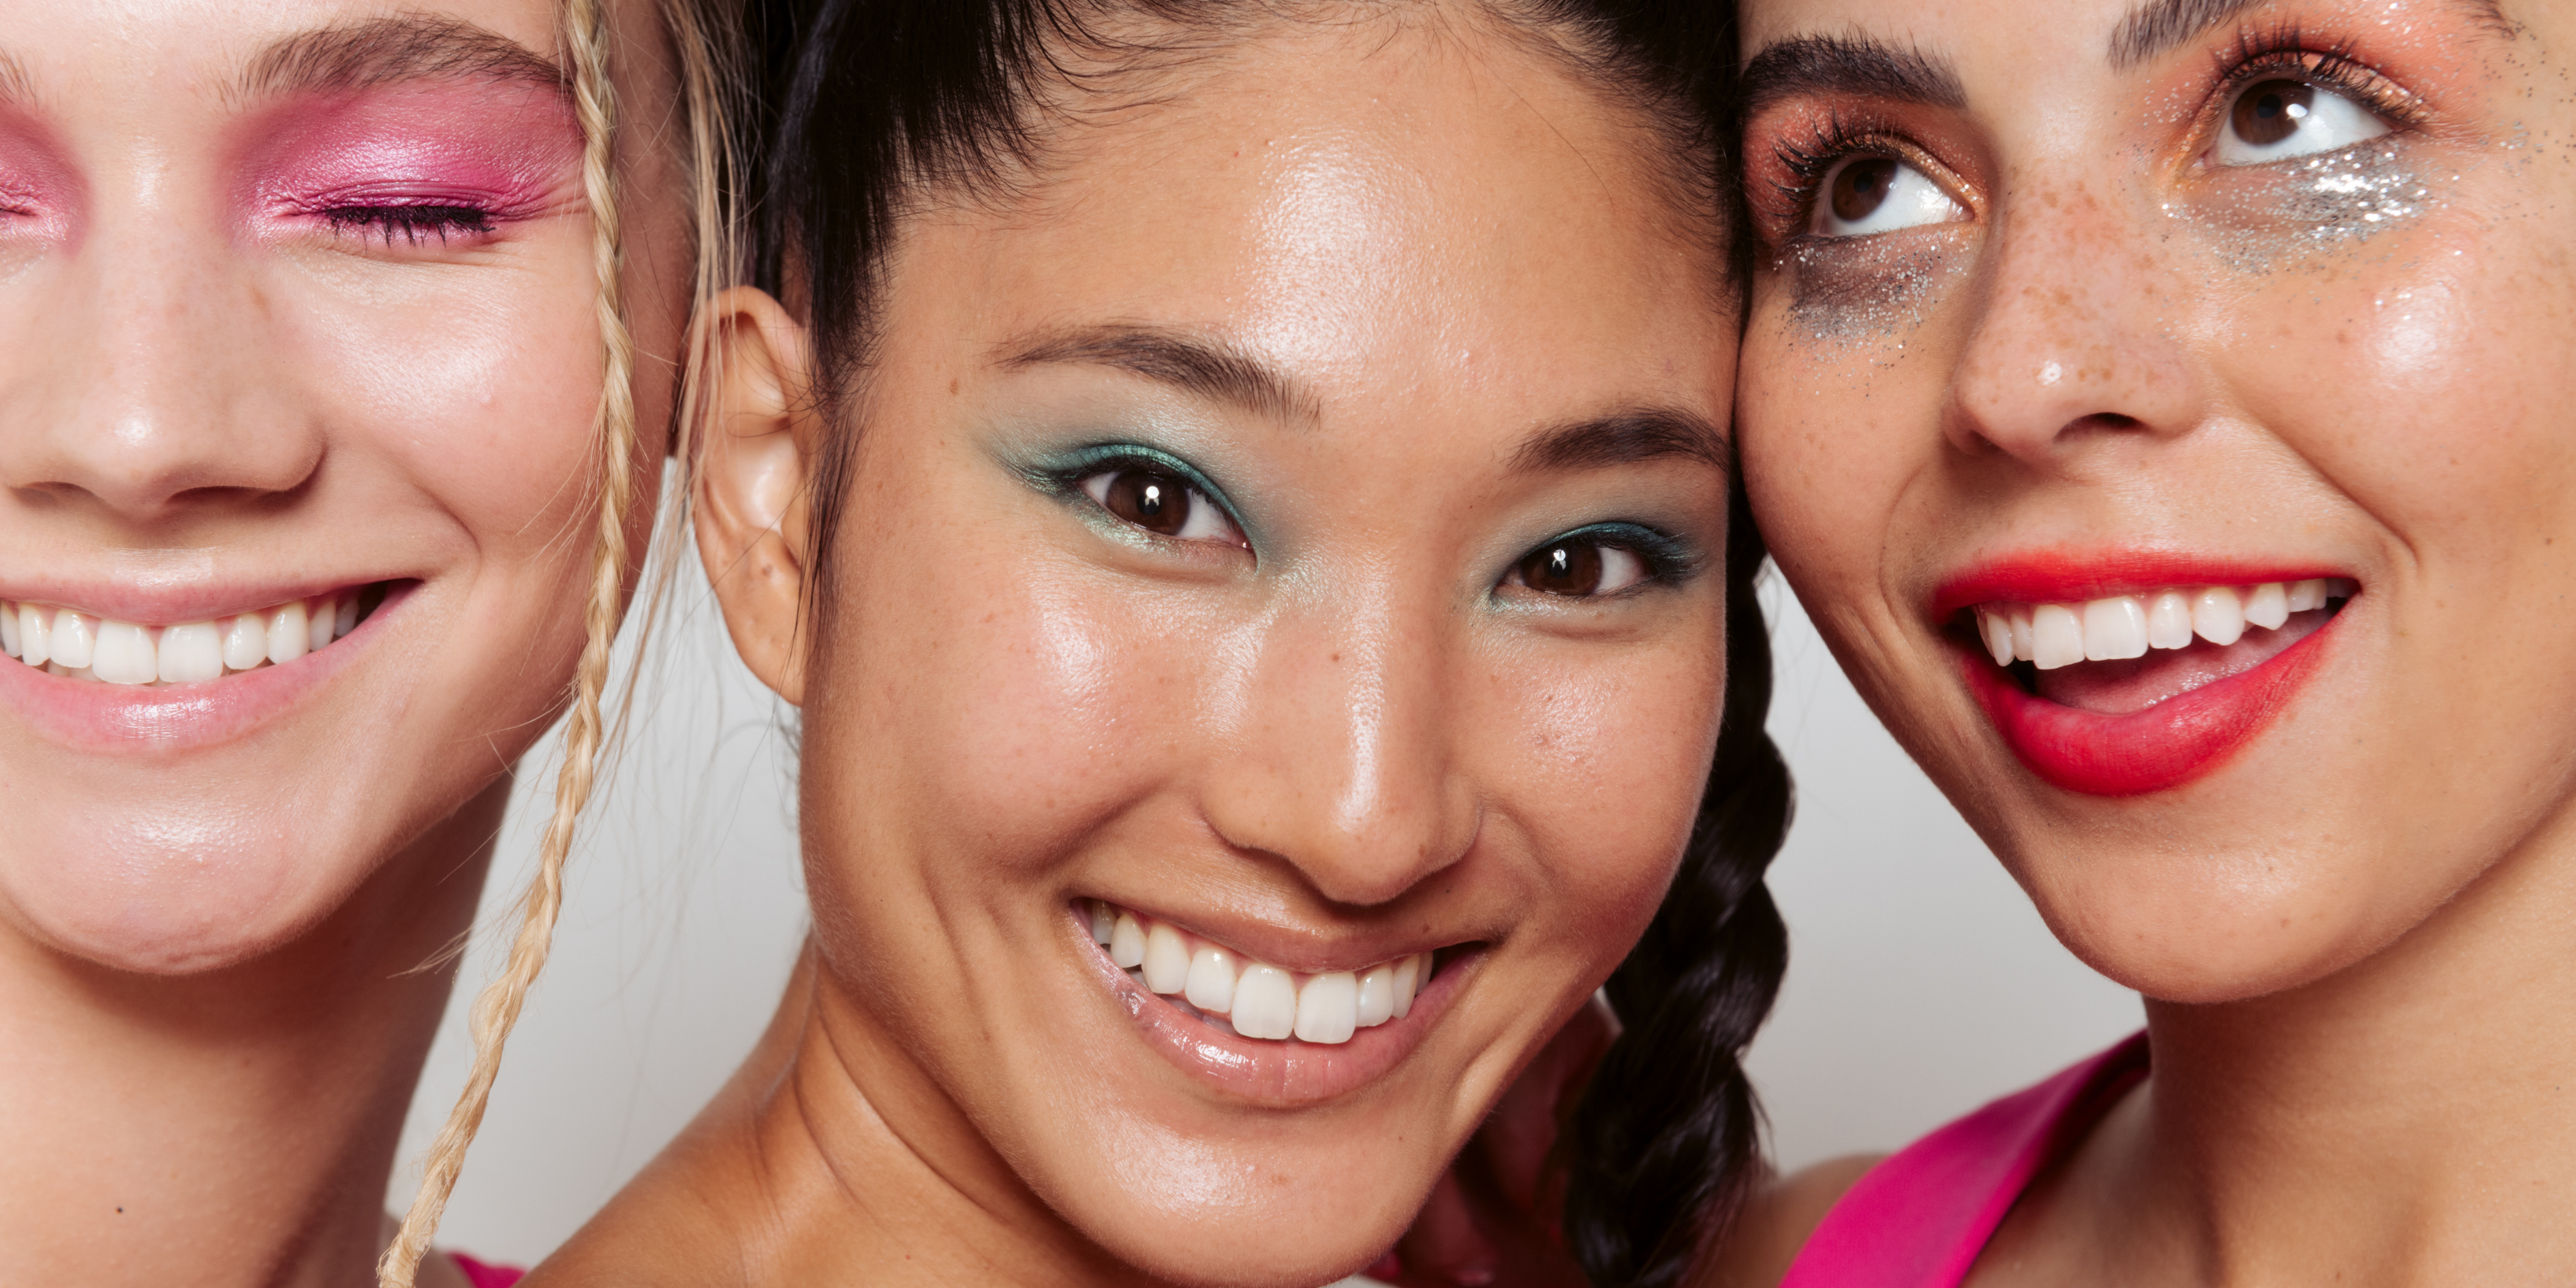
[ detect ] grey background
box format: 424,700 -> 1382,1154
392,559 -> 2143,1266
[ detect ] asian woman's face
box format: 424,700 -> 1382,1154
703,20 -> 1736,1285
1736,0 -> 2576,1000
0,1 -> 686,973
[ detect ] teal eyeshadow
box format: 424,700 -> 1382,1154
998,440 -> 1260,548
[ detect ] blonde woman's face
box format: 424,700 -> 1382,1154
0,0 -> 688,972
701,20 -> 1738,1285
1736,0 -> 2576,1000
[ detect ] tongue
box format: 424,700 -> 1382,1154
2034,607 -> 2334,714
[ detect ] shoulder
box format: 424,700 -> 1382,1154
1691,1154 -> 1884,1288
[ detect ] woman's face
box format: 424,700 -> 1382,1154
0,0 -> 686,973
1737,0 -> 2576,1000
708,20 -> 1736,1285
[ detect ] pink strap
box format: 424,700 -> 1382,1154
1779,1032 -> 2148,1288
448,1253 -> 525,1288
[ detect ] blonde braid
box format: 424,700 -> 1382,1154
378,0 -> 636,1282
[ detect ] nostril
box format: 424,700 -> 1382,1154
2082,412 -> 2144,430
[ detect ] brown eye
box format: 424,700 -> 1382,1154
1102,467 -> 1191,536
1079,463 -> 1246,547
1510,538 -> 1651,598
2231,79 -> 2314,147
1811,154 -> 1964,238
1831,157 -> 1897,224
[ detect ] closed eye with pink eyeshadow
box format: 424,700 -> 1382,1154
236,80 -> 582,250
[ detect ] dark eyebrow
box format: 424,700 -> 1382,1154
233,14 -> 564,104
2111,0 -> 2511,67
1741,33 -> 1966,118
1000,324 -> 1321,423
1511,410 -> 1728,477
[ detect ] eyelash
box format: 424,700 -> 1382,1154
1037,447 -> 1248,536
1513,523 -> 1699,594
319,202 -> 497,246
1754,26 -> 2424,241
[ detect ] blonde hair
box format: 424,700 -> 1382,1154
378,0 -> 740,1283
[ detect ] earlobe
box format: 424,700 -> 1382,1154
693,287 -> 819,706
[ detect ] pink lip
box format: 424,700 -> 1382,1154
1936,553 -> 2351,796
0,582 -> 408,754
0,579 -> 386,627
1072,907 -> 1468,1107
1930,551 -> 2348,616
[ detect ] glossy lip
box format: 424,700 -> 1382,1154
1936,553 -> 2353,796
0,581 -> 412,754
1070,904 -> 1472,1107
1930,551 -> 2350,615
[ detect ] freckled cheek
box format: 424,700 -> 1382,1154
283,266 -> 604,544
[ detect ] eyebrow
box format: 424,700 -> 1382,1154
1511,410 -> 1728,477
1000,324 -> 1322,424
0,52 -> 28,108
232,14 -> 565,104
2114,0 -> 2513,67
1741,33 -> 1966,118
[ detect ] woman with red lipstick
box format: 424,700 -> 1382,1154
0,3 -> 737,1287
525,3 -> 1792,1287
1706,0 -> 2576,1284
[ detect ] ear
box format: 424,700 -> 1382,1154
692,287 -> 821,707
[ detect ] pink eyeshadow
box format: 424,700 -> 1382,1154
238,81 -> 581,223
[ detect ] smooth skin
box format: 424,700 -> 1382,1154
0,3 -> 690,1285
1715,0 -> 2576,1285
535,13 -> 1737,1288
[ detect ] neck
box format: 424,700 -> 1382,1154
2085,810 -> 2576,1284
532,945 -> 1157,1288
0,780 -> 505,1288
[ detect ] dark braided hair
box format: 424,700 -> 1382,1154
753,3 -> 1790,1284
1562,481 -> 1792,1288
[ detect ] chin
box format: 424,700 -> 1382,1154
0,809 -> 366,975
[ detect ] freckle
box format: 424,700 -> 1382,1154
949,378 -> 961,395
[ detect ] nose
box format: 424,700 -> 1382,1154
1198,574 -> 1479,909
0,203 -> 321,523
1944,176 -> 2205,465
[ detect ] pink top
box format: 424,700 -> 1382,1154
449,1253 -> 525,1288
1778,1032 -> 2149,1288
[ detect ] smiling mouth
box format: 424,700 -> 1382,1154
1967,577 -> 2356,714
1086,900 -> 1436,1046
2,583 -> 391,686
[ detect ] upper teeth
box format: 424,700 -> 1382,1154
1089,900 -> 1430,1046
1,592 -> 368,685
1974,578 -> 2354,671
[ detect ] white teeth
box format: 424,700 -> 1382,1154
2146,589 -> 2194,650
1980,609 -> 2014,667
1142,921 -> 1191,994
1230,964 -> 1297,1040
2030,603 -> 2085,671
2243,581 -> 2289,630
2,588 -> 378,686
221,615 -> 266,672
1184,945 -> 1238,1014
1973,576 -> 2352,671
1355,964 -> 1397,1028
268,602 -> 309,665
49,611 -> 95,670
16,603 -> 46,667
2192,586 -> 2245,646
1294,972 -> 1360,1045
157,622 -> 222,684
92,621 -> 157,685
2080,596 -> 2147,662
1093,902 -> 1432,1045
1109,912 -> 1146,970
1392,953 -> 1422,1019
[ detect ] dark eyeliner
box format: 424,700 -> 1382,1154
1507,521 -> 1703,594
1015,442 -> 1254,545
